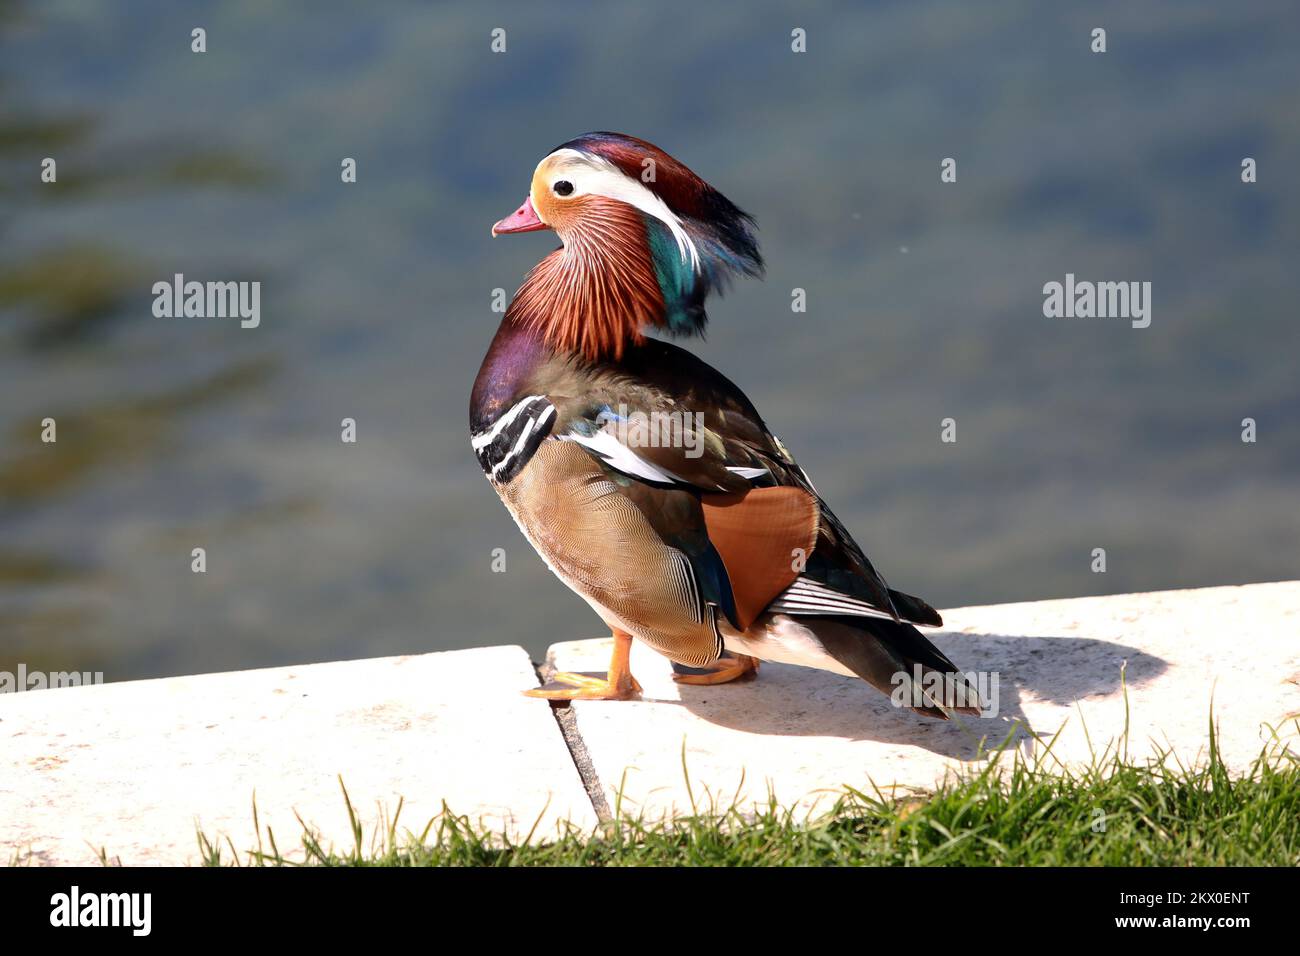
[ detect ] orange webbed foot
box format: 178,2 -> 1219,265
525,670 -> 642,701
523,628 -> 642,701
671,653 -> 760,686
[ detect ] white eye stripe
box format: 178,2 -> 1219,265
541,148 -> 700,272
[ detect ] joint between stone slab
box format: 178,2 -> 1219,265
533,660 -> 611,823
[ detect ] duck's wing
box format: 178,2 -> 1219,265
546,338 -> 940,632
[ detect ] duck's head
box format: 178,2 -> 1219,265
493,132 -> 763,361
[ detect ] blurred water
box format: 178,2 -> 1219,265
1,0 -> 1297,681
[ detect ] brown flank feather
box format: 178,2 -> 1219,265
700,487 -> 821,631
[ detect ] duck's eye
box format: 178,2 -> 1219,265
553,180 -> 574,197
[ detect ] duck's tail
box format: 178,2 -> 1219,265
813,616 -> 982,719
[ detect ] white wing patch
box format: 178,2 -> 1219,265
767,576 -> 896,621
561,431 -> 773,491
559,428 -> 688,486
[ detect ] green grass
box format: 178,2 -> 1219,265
195,712 -> 1300,867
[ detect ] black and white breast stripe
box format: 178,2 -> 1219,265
470,395 -> 556,483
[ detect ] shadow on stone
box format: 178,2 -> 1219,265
664,633 -> 1168,762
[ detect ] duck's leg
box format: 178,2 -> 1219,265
671,652 -> 760,685
525,628 -> 642,701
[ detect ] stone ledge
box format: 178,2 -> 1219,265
0,646 -> 594,866
549,581 -> 1300,819
3,582 -> 1297,865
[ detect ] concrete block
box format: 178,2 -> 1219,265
0,646 -> 596,865
550,582 -> 1300,820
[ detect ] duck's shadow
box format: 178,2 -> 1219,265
660,633 -> 1167,761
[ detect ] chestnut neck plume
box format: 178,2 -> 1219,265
506,197 -> 664,362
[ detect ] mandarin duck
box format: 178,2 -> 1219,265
471,132 -> 979,718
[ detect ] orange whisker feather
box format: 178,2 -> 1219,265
507,197 -> 665,362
